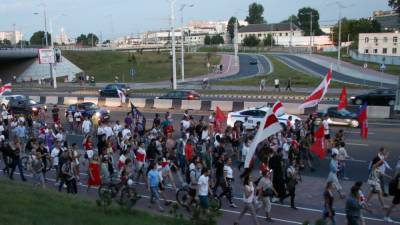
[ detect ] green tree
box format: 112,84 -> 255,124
17,40 -> 29,47
245,3 -> 266,24
297,7 -> 323,36
242,35 -> 260,46
389,0 -> 400,13
263,34 -> 275,46
30,31 -> 51,46
227,17 -> 238,43
87,33 -> 99,46
332,18 -> 381,46
280,15 -> 300,27
204,35 -> 211,45
76,34 -> 87,45
211,34 -> 224,45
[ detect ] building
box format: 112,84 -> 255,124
275,35 -> 332,48
55,28 -> 74,45
373,10 -> 400,31
358,32 -> 400,56
0,30 -> 22,44
238,23 -> 303,44
140,29 -> 182,45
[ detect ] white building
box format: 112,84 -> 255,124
238,23 -> 303,44
140,29 -> 182,45
0,30 -> 22,44
275,35 -> 333,47
55,28 -> 74,45
358,32 -> 400,56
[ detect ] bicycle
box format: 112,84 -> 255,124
176,185 -> 221,210
98,177 -> 140,209
21,153 -> 51,172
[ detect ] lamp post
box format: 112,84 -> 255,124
179,4 -> 194,82
299,12 -> 313,55
169,0 -> 177,90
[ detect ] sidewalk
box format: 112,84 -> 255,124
298,54 -> 399,85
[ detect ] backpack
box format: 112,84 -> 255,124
389,175 -> 399,196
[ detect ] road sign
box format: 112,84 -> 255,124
129,68 -> 136,77
38,48 -> 55,64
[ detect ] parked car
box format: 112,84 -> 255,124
314,107 -> 359,128
227,106 -> 301,130
99,83 -> 130,97
0,94 -> 28,106
66,102 -> 110,122
249,59 -> 258,65
158,90 -> 200,100
8,99 -> 46,115
350,89 -> 395,106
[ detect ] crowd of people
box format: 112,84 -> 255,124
0,102 -> 399,225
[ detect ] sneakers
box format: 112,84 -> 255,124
230,203 -> 238,208
266,218 -> 274,222
384,217 -> 394,222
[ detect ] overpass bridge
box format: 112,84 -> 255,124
0,48 -> 82,83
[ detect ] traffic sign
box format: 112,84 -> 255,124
129,68 -> 136,77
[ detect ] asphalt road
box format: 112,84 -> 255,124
3,108 -> 400,224
275,54 -> 396,89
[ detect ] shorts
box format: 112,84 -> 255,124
261,197 -> 272,213
188,187 -> 197,198
199,195 -> 209,209
327,172 -> 342,191
34,172 -> 44,184
393,194 -> 400,205
325,134 -> 331,140
275,85 -> 279,88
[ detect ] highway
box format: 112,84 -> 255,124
4,107 -> 398,225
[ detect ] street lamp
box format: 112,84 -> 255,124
169,0 -> 177,90
179,3 -> 194,82
299,12 -> 313,56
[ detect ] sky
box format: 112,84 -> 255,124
0,0 -> 392,41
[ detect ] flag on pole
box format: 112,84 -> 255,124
337,86 -> 348,111
272,100 -> 285,116
117,89 -> 126,105
299,68 -> 332,109
245,109 -> 282,168
310,125 -> 326,159
358,103 -> 368,139
0,83 -> 12,95
214,106 -> 227,132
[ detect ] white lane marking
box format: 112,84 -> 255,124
346,131 -> 375,135
369,122 -> 400,126
346,142 -> 369,147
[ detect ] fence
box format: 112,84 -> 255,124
350,50 -> 400,65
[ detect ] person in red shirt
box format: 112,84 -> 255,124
185,139 -> 194,163
87,155 -> 101,191
82,135 -> 94,162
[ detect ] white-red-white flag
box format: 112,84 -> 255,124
299,68 -> 332,109
272,100 -> 285,117
245,108 -> 282,168
0,83 -> 12,95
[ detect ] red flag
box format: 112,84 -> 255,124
337,87 -> 347,111
214,106 -> 227,132
272,100 -> 285,116
299,68 -> 332,109
358,103 -> 368,139
310,125 -> 326,159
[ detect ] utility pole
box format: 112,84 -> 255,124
346,33 -> 350,55
170,0 -> 177,90
49,18 -> 57,88
179,4 -> 193,82
289,17 -> 293,53
310,12 -> 313,56
338,10 -> 342,67
234,18 -> 239,66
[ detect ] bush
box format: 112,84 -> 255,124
242,35 -> 260,47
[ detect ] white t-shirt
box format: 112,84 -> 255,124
97,127 -> 106,136
67,113 -> 74,123
55,133 -> 64,143
198,175 -> 209,196
243,183 -> 255,203
51,147 -> 61,166
74,112 -> 82,122
201,130 -> 209,141
122,128 -> 131,140
2,110 -> 8,120
224,165 -> 233,179
113,124 -> 122,135
242,144 -> 249,157
181,120 -> 190,130
274,79 -> 279,85
104,126 -> 114,138
323,120 -> 329,135
82,120 -> 92,133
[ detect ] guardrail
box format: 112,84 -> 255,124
29,96 -> 392,119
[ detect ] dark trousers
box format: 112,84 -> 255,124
66,178 -> 77,194
219,179 -> 233,204
288,187 -> 296,207
213,176 -> 224,194
10,159 -> 26,181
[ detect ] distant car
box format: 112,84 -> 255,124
99,83 -> 130,97
227,106 -> 301,130
158,90 -> 200,100
9,99 -> 46,115
0,94 -> 28,106
350,89 -> 395,106
249,60 -> 258,65
66,102 -> 110,122
314,107 -> 359,128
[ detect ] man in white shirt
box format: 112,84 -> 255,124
198,168 -> 211,210
51,141 -> 63,184
121,125 -> 131,140
82,117 -> 92,135
322,114 -> 330,149
274,79 -> 280,92
103,124 -> 114,139
113,121 -> 122,136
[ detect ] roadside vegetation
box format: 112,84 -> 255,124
0,179 -> 189,225
63,51 -> 221,83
